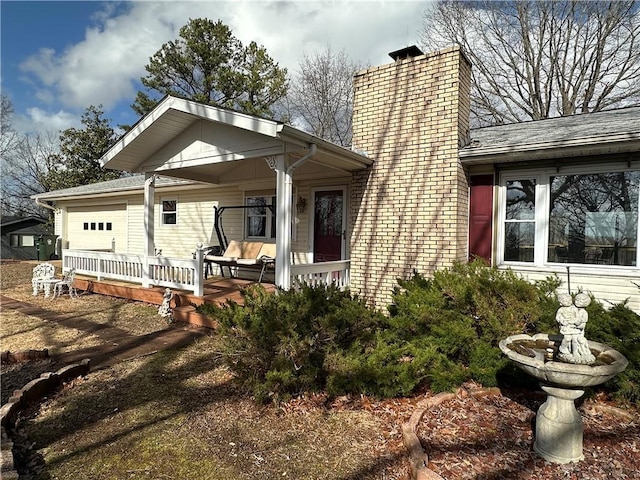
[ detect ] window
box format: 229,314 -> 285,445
500,168 -> 639,268
21,235 -> 35,247
246,196 -> 276,239
10,234 -> 35,247
548,172 -> 638,266
162,200 -> 177,225
504,179 -> 536,262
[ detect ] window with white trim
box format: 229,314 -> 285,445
499,167 -> 639,268
245,196 -> 276,239
162,199 -> 177,225
504,179 -> 536,262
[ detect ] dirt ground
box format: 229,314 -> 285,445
2,261 -> 639,479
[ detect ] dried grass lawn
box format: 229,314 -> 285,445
1,261 -> 410,479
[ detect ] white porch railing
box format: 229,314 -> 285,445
62,249 -> 350,296
290,260 -> 350,289
62,248 -> 205,296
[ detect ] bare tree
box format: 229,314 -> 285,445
420,1 -> 640,126
285,47 -> 363,147
1,130 -> 60,218
1,96 -> 20,160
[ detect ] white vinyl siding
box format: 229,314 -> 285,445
153,187 -> 243,257
511,267 -> 640,315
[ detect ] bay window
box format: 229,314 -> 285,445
500,168 -> 639,268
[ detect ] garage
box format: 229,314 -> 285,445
66,204 -> 127,252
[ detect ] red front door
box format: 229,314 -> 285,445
468,175 -> 494,263
313,190 -> 344,262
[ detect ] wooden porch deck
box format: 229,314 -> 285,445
73,273 -> 276,309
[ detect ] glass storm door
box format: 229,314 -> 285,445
313,189 -> 344,262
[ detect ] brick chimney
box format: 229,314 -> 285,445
349,45 -> 472,307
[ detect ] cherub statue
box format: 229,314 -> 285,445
556,292 -> 595,364
158,288 -> 174,323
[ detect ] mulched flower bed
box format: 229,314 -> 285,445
418,389 -> 640,479
1,360 -> 56,405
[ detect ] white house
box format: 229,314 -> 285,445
33,46 -> 640,312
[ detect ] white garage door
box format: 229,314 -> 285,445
67,204 -> 127,252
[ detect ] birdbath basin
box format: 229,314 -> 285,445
499,333 -> 628,388
499,333 -> 628,464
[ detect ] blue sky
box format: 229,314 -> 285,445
1,0 -> 428,136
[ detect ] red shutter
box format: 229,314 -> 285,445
468,174 -> 494,263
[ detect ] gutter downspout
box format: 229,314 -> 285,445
35,198 -> 56,211
287,143 -> 317,176
276,144 -> 317,289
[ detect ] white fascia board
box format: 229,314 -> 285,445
101,96 -> 176,167
174,98 -> 280,136
101,96 -> 281,168
277,125 -> 373,168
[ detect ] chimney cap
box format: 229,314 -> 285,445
389,45 -> 424,61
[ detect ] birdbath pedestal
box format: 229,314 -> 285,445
534,384 -> 585,463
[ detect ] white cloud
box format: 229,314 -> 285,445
17,1 -> 427,116
13,107 -> 79,135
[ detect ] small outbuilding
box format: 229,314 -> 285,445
1,216 -> 55,261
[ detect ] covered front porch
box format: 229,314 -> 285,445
62,96 -> 371,297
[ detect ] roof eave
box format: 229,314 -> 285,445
460,135 -> 640,165
278,125 -> 373,169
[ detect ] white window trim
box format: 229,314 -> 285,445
497,163 -> 640,273
243,190 -> 297,242
161,198 -> 178,227
497,173 -> 541,266
244,194 -> 276,240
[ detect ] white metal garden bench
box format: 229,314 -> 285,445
32,262 -> 56,297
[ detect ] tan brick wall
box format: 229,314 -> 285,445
349,46 -> 472,307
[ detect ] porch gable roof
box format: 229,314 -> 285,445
101,96 -> 372,182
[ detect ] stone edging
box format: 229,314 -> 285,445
402,387 -> 639,480
0,359 -> 91,480
402,387 -> 501,480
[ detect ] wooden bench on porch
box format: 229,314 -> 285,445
204,240 -> 276,282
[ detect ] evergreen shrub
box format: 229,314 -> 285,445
198,284 -> 386,403
585,298 -> 640,404
387,260 -> 560,389
198,261 -> 638,404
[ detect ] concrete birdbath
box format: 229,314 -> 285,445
499,292 -> 628,464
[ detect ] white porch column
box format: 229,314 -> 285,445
143,173 -> 155,288
273,155 -> 292,290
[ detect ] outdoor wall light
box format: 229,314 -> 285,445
296,196 -> 307,213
